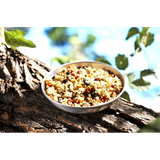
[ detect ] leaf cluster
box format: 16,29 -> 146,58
49,27 -> 97,65
126,27 -> 154,56
46,27 -> 96,47
124,69 -> 155,91
109,53 -> 155,99
114,54 -> 153,98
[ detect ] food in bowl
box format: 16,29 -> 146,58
44,65 -> 123,107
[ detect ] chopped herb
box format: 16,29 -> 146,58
66,72 -> 70,75
91,91 -> 98,97
84,79 -> 90,86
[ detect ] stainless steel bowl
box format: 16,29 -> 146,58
41,60 -> 125,114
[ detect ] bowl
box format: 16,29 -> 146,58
41,60 -> 125,114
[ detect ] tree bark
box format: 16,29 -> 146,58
0,44 -> 159,133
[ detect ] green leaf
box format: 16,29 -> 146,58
145,33 -> 154,47
130,36 -> 142,57
115,54 -> 128,70
140,116 -> 160,132
4,29 -> 36,48
96,57 -> 111,65
120,91 -> 131,101
51,55 -> 70,65
140,27 -> 150,39
47,27 -> 68,44
129,77 -> 151,91
140,69 -> 155,78
132,77 -> 150,86
126,72 -> 135,83
125,27 -> 139,40
139,27 -> 150,46
84,34 -> 96,47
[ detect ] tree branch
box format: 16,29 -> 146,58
0,44 -> 159,133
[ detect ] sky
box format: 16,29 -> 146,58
19,27 -> 160,112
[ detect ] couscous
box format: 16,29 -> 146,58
45,65 -> 123,107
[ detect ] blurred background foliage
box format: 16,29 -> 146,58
45,27 -> 68,46
46,24 -> 110,65
44,27 -> 158,102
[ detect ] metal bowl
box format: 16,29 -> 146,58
41,60 -> 125,114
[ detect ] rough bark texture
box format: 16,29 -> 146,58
0,44 -> 159,133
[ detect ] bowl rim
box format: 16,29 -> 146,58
41,60 -> 126,109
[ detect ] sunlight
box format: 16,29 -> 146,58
101,28 -> 110,37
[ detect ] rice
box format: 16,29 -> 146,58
45,65 -> 123,107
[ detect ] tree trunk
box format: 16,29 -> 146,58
0,44 -> 159,133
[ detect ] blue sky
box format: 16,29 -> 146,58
19,27 -> 160,112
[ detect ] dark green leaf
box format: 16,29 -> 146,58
140,116 -> 160,132
130,36 -> 142,57
139,27 -> 150,46
140,69 -> 155,78
145,33 -> 154,47
129,77 -> 151,91
125,27 -> 139,40
84,34 -> 96,47
120,91 -> 131,101
132,77 -> 150,86
134,36 -> 142,52
142,24 -> 150,30
4,29 -> 36,48
96,57 -> 111,65
115,54 -> 128,70
140,24 -> 150,36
